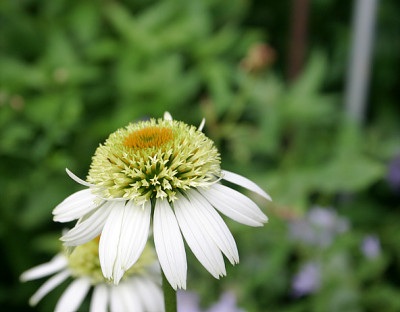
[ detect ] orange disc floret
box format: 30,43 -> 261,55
123,127 -> 174,150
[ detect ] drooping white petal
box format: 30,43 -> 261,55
198,184 -> 268,226
99,202 -> 126,282
221,170 -> 272,201
198,118 -> 206,131
90,284 -> 108,312
153,199 -> 187,290
174,194 -> 226,278
164,111 -> 173,121
115,200 -> 151,283
99,201 -> 151,284
20,254 -> 67,282
28,269 -> 70,306
55,277 -> 91,312
53,189 -> 101,223
61,201 -> 116,246
187,190 -> 239,264
132,277 -> 164,312
65,168 -> 95,188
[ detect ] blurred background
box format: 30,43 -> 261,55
1,0 -> 399,311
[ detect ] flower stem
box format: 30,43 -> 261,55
162,270 -> 177,312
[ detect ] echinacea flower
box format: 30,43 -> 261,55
53,112 -> 271,289
20,239 -> 164,312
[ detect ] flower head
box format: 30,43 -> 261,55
20,238 -> 163,312
87,117 -> 221,206
53,113 -> 271,289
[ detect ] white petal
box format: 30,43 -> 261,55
120,283 -> 143,312
55,277 -> 91,312
187,190 -> 239,265
29,269 -> 70,306
20,254 -> 67,282
198,118 -> 206,131
65,168 -> 95,187
115,201 -> 152,283
110,284 -> 142,312
164,111 -> 173,120
110,286 -> 124,312
174,194 -> 226,278
90,284 -> 108,312
153,199 -> 187,290
132,277 -> 164,312
61,201 -> 115,246
221,170 -> 272,201
53,189 -> 102,223
99,201 -> 151,284
99,203 -> 125,281
199,184 -> 268,226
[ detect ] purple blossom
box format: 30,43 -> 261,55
289,206 -> 349,248
207,292 -> 245,312
387,155 -> 400,193
361,235 -> 381,259
177,291 -> 201,312
177,290 -> 245,312
291,261 -> 321,297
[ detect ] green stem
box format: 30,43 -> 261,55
162,270 -> 177,312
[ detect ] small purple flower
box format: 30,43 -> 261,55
207,292 -> 245,312
361,235 -> 381,259
387,155 -> 400,193
289,207 -> 349,248
291,261 -> 321,297
177,291 -> 201,312
178,290 -> 245,312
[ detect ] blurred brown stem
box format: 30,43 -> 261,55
287,0 -> 310,81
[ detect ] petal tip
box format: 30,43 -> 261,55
19,274 -> 28,283
28,298 -> 38,307
65,168 -> 94,188
198,118 -> 206,131
164,112 -> 173,121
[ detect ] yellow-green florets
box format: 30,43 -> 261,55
87,118 -> 221,205
67,238 -> 156,284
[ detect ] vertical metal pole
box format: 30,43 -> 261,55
344,0 -> 379,124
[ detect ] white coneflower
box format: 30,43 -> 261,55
20,239 -> 164,312
53,112 -> 271,290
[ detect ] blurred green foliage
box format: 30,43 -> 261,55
1,0 -> 400,311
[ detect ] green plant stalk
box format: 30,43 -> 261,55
162,270 -> 177,312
